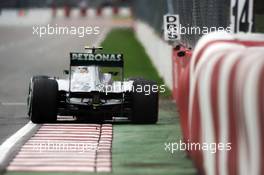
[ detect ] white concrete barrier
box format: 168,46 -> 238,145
134,20 -> 173,89
185,32 -> 264,175
0,9 -> 52,26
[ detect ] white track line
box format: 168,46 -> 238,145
0,122 -> 37,166
0,102 -> 26,106
93,27 -> 110,47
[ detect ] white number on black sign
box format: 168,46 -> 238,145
231,0 -> 254,33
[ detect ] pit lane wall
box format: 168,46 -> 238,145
175,32 -> 264,175
134,20 -> 264,175
134,20 -> 173,90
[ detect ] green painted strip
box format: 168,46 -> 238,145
104,28 -> 196,175
112,100 -> 196,175
100,28 -> 171,97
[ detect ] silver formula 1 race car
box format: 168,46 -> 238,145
27,47 -> 159,124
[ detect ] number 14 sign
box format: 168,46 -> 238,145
231,0 -> 254,33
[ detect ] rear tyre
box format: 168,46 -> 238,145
27,75 -> 49,116
130,78 -> 159,124
29,78 -> 58,123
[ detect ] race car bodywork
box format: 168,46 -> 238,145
27,47 -> 159,124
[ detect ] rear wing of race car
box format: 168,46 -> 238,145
70,53 -> 124,67
68,49 -> 125,94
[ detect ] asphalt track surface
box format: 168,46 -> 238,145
0,17 -> 196,175
0,17 -> 109,144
